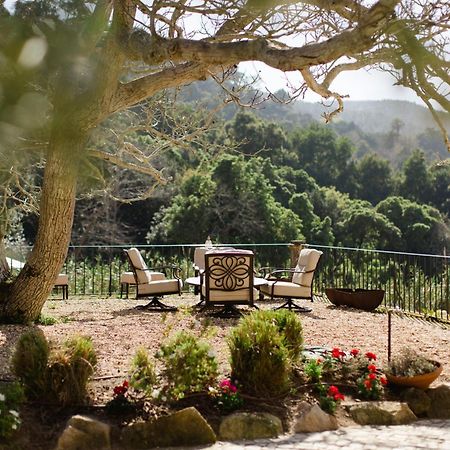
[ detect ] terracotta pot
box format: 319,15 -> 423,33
325,288 -> 385,312
386,361 -> 443,389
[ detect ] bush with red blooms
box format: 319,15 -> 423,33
106,380 -> 136,414
317,384 -> 345,414
357,360 -> 388,400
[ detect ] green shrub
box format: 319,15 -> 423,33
130,347 -> 157,394
228,310 -> 299,397
157,331 -> 218,400
36,314 -> 58,326
12,332 -> 97,406
0,382 -> 24,440
267,309 -> 303,362
12,329 -> 49,399
46,335 -> 97,406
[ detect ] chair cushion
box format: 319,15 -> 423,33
201,285 -> 259,303
291,248 -> 323,287
127,248 -> 151,284
259,280 -> 311,298
138,279 -> 182,295
120,272 -> 136,284
55,274 -> 68,285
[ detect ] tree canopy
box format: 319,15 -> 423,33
1,0 -> 449,322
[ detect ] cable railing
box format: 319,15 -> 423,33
7,242 -> 449,322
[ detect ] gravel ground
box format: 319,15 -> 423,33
1,293 -> 449,403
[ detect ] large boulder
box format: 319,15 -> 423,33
401,388 -> 431,417
55,415 -> 111,450
219,412 -> 283,441
347,402 -> 417,425
293,403 -> 338,433
120,407 -> 216,449
426,385 -> 450,419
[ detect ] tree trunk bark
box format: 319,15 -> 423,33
0,129 -> 86,323
0,235 -> 10,283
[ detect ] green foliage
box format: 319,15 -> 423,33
129,347 -> 157,394
35,314 -> 58,325
0,382 -> 24,440
228,310 -> 303,397
46,335 -> 97,406
304,359 -> 323,383
12,332 -> 97,406
148,154 -> 303,250
12,329 -> 49,399
157,331 -> 218,400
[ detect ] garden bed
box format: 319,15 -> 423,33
0,294 -> 449,449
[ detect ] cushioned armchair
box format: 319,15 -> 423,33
124,248 -> 183,311
258,248 -> 323,312
201,249 -> 258,317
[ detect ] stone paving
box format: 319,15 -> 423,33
180,420 -> 450,450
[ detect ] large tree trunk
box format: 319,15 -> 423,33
0,235 -> 10,283
0,129 -> 86,323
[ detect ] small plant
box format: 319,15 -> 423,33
12,332 -> 97,406
386,348 -> 437,377
318,384 -> 345,415
228,310 -> 292,396
12,329 -> 49,399
304,358 -> 323,383
36,314 -> 58,325
209,378 -> 244,413
357,362 -> 387,400
129,347 -> 156,394
157,331 -> 218,400
0,383 -> 24,440
106,380 -> 136,415
46,335 -> 97,405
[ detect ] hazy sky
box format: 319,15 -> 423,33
241,61 -> 422,105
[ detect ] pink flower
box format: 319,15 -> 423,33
220,379 -> 231,389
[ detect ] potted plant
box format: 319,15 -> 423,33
385,348 -> 443,389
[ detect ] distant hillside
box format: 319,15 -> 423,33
179,79 -> 450,135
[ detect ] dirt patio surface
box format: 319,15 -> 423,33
1,293 -> 449,404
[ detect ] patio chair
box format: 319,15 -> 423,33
54,273 -> 69,299
258,248 -> 323,312
201,249 -> 258,317
124,248 -> 183,311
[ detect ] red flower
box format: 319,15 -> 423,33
220,379 -> 232,389
367,364 -> 377,373
368,373 -> 377,380
113,385 -> 126,396
122,380 -> 129,388
365,352 -> 377,361
328,385 -> 340,396
334,393 -> 345,401
364,379 -> 372,389
350,349 -> 360,357
331,348 -> 345,359
380,376 -> 388,385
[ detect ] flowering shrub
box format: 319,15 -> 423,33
318,384 -> 345,415
209,378 -> 244,413
0,383 -> 24,440
357,362 -> 387,400
106,380 -> 136,414
303,347 -> 387,405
